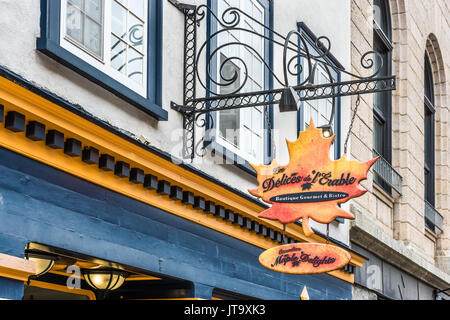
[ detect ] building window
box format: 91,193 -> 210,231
297,22 -> 342,160
216,0 -> 266,165
206,0 -> 273,172
37,0 -> 167,120
423,53 -> 442,232
424,54 -> 435,206
372,0 -> 393,194
62,0 -> 147,90
65,0 -> 104,58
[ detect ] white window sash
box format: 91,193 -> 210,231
302,61 -> 336,159
59,0 -> 148,97
216,0 -> 265,164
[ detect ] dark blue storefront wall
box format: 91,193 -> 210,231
0,277 -> 23,300
0,147 -> 351,300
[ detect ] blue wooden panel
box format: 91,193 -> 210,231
0,277 -> 24,300
0,147 -> 351,300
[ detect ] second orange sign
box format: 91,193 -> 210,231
258,243 -> 351,275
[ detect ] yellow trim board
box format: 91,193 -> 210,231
0,76 -> 363,283
0,253 -> 36,282
26,280 -> 96,300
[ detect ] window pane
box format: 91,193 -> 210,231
230,0 -> 239,10
219,109 -> 240,147
112,0 -> 127,39
242,49 -> 252,80
242,108 -> 251,127
424,112 -> 431,160
68,0 -> 83,9
128,13 -> 144,52
218,28 -> 228,48
327,99 -> 333,116
254,5 -> 263,30
242,23 -> 251,46
111,35 -> 127,74
216,0 -> 265,160
128,47 -> 143,84
311,105 -> 319,125
253,33 -> 262,57
319,70 -> 328,84
252,133 -> 262,160
129,0 -> 145,19
84,17 -> 102,55
319,115 -> 327,127
243,0 -> 252,18
425,170 -> 434,205
251,108 -> 262,133
424,55 -> 434,105
108,0 -> 147,87
66,3 -> 84,43
318,98 -> 327,119
85,0 -> 102,22
373,0 -> 390,37
304,104 -> 311,125
242,127 -> 252,156
220,54 -> 240,95
253,56 -> 262,84
373,117 -> 384,155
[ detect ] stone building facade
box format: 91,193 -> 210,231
349,0 -> 449,299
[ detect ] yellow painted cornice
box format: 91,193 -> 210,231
0,253 -> 36,282
0,76 -> 364,284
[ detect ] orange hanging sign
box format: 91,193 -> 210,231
249,119 -> 378,236
258,243 -> 351,275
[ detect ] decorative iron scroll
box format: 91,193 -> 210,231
185,76 -> 396,114
168,1 -> 397,160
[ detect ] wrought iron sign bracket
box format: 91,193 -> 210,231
168,0 -> 196,15
169,1 -> 397,161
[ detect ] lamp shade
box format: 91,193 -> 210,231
83,269 -> 126,291
279,87 -> 299,113
25,250 -> 57,277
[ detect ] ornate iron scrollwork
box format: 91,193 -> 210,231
169,1 -> 396,160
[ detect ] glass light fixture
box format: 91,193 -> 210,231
318,124 -> 333,138
25,249 -> 57,277
83,268 -> 126,291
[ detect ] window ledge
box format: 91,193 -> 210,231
36,38 -> 167,121
203,139 -> 257,177
425,201 -> 444,233
372,150 -> 403,195
373,182 -> 395,208
425,227 -> 438,243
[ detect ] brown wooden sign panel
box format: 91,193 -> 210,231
259,243 -> 351,275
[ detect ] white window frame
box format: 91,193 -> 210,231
60,0 -> 148,97
215,0 -> 265,165
302,62 -> 336,159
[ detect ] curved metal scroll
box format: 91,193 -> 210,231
168,1 -> 396,161
193,4 -> 384,101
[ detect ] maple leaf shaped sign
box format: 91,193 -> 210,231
249,119 -> 379,237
